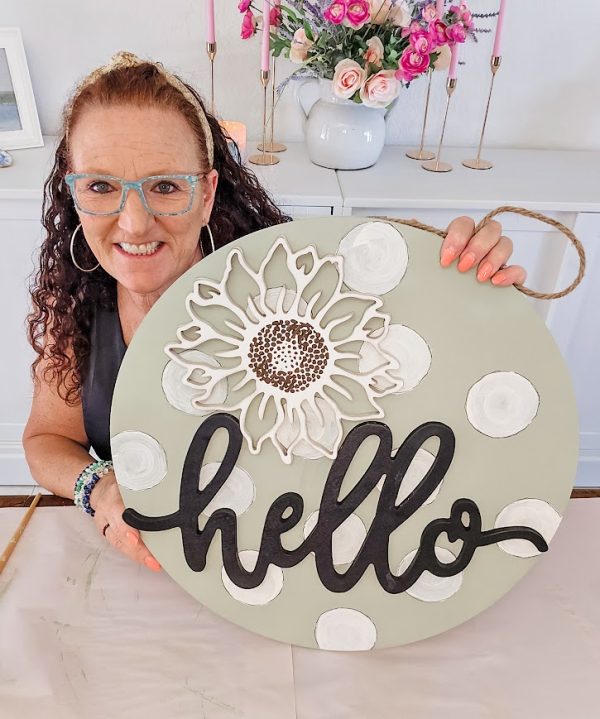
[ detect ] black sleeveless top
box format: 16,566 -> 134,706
82,308 -> 127,460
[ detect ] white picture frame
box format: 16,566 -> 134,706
0,27 -> 43,150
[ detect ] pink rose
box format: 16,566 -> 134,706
238,0 -> 251,12
446,22 -> 467,43
395,48 -> 429,82
449,2 -> 473,28
270,6 -> 282,26
421,3 -> 438,22
429,19 -> 448,45
289,28 -> 315,63
371,0 -> 411,27
240,9 -> 256,39
401,20 -> 422,38
461,10 -> 473,29
360,69 -> 401,108
345,0 -> 371,29
323,0 -> 347,25
410,28 -> 435,54
332,58 -> 366,99
364,36 -> 384,67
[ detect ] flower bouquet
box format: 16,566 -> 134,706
239,1 -> 477,109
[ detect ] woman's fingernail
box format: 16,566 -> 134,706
492,276 -> 512,286
458,252 -> 476,272
477,262 -> 493,281
144,556 -> 162,572
440,247 -> 457,267
126,531 -> 139,546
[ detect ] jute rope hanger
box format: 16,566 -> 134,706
376,205 -> 586,301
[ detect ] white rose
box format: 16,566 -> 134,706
333,58 -> 367,99
359,69 -> 401,108
433,43 -> 451,71
289,28 -> 314,64
364,36 -> 384,67
371,0 -> 412,27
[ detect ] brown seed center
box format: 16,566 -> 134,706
248,319 -> 329,392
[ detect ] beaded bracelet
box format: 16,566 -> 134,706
74,460 -> 113,517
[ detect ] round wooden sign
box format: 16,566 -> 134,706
111,218 -> 578,650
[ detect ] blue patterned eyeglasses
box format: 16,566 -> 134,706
65,172 -> 207,217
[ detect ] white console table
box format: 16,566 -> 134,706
2,139 -> 598,490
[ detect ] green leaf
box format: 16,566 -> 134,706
280,5 -> 300,22
302,20 -> 314,42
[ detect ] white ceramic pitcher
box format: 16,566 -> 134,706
296,78 -> 388,170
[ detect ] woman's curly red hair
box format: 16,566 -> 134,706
27,60 -> 289,405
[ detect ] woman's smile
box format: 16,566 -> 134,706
115,240 -> 165,258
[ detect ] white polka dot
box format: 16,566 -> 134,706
112,431 -> 167,491
359,324 -> 432,394
495,499 -> 561,558
377,448 -> 440,505
396,547 -> 463,602
199,463 -> 255,516
303,511 -> 367,565
221,550 -> 284,606
315,608 -> 377,651
466,371 -> 540,438
162,350 -> 227,415
337,222 -> 409,295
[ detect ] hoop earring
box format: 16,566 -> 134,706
70,224 -> 99,272
205,223 -> 216,255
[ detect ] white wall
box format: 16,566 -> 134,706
1,1 -> 599,150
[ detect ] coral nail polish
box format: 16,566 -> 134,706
441,247 -> 457,267
478,263 -> 493,281
458,253 -> 476,272
145,556 -> 161,571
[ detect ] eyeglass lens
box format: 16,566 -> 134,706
72,176 -> 195,215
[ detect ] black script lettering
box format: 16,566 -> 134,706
123,413 -> 548,595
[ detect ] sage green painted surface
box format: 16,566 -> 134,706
110,217 -> 578,649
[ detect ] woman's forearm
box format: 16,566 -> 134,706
23,433 -> 96,500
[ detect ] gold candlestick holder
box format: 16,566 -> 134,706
206,41 -> 217,115
249,70 -> 280,166
462,56 -> 501,170
406,67 -> 435,161
422,77 -> 457,173
258,55 -> 287,153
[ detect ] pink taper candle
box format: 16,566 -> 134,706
205,0 -> 215,43
436,0 -> 445,19
261,0 -> 271,72
448,43 -> 459,79
492,0 -> 507,57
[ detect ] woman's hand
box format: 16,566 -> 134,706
90,471 -> 162,572
440,216 -> 527,286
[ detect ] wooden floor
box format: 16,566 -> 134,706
1,489 -> 599,508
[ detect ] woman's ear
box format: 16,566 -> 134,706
203,168 -> 219,223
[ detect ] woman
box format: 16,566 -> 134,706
22,52 -> 526,573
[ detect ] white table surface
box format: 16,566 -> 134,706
336,146 -> 600,213
1,500 -> 599,718
247,141 -> 343,210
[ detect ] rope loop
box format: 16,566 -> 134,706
376,205 -> 586,300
